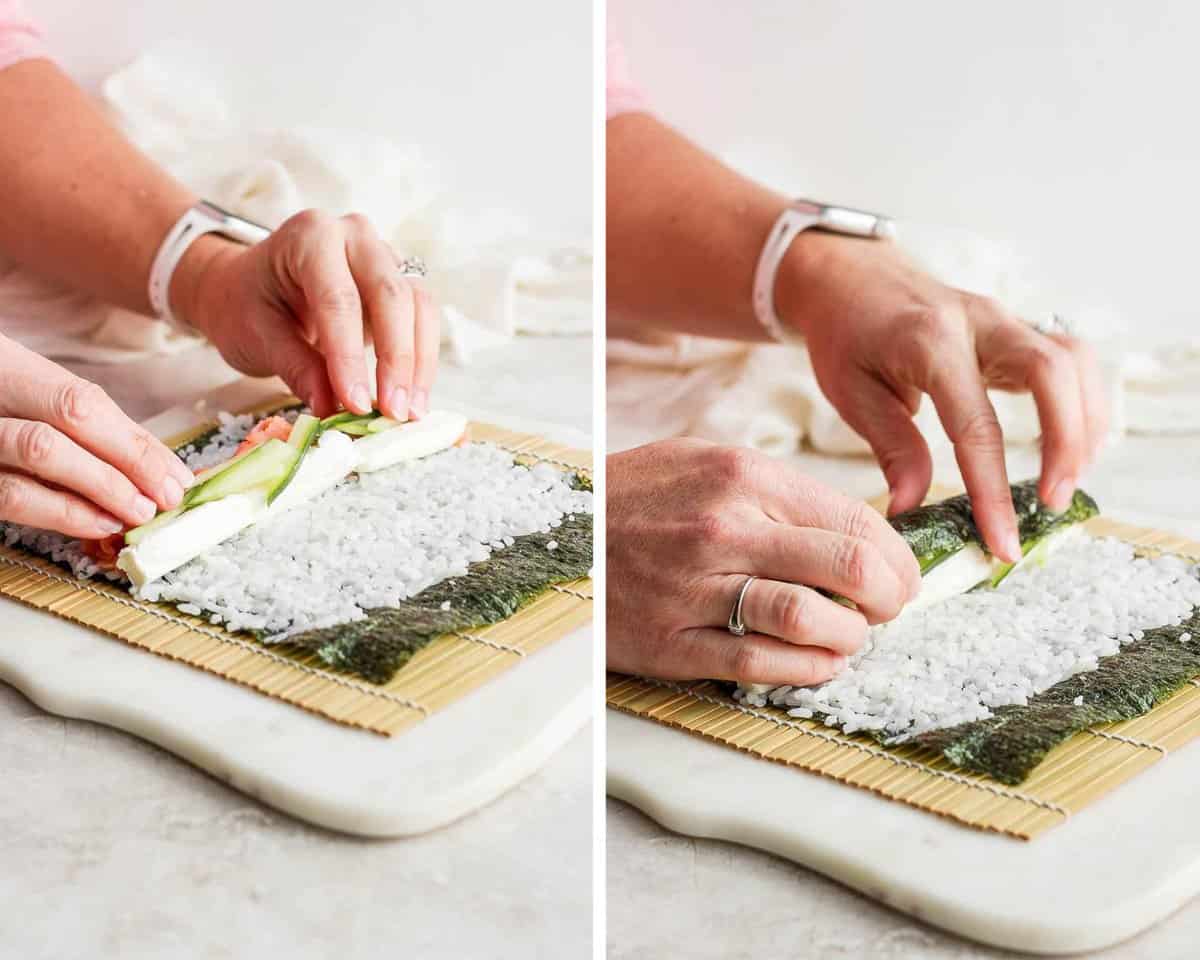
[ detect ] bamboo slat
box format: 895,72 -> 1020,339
607,486 -> 1200,840
0,396 -> 592,737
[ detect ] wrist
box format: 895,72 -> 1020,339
167,234 -> 242,339
773,228 -> 845,340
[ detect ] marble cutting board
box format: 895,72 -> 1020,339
0,379 -> 592,836
609,508 -> 1200,955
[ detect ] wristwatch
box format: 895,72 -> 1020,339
148,200 -> 272,334
752,198 -> 895,344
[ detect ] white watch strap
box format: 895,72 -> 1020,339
148,201 -> 271,334
751,204 -> 821,344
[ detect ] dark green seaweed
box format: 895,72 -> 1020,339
167,410 -> 594,684
888,479 -> 1098,574
740,481 -> 1198,785
905,609 -> 1200,784
273,511 -> 592,683
0,408 -> 592,687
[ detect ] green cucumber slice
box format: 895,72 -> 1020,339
287,414 -> 320,449
124,506 -> 184,547
185,438 -> 296,507
320,410 -> 380,429
331,420 -> 373,436
269,415 -> 321,505
367,415 -> 403,433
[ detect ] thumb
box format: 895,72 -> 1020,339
837,379 -> 933,517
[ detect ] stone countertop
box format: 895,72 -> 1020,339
0,335 -> 594,960
606,432 -> 1200,960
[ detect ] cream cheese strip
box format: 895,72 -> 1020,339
118,410 -> 468,588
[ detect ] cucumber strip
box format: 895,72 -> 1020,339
367,415 -> 404,433
331,420 -> 373,436
269,415 -> 320,506
124,506 -> 184,547
320,410 -> 380,430
185,438 -> 296,507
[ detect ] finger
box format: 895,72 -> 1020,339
0,419 -> 158,529
983,323 -> 1087,511
292,218 -> 372,414
0,364 -> 192,511
837,377 -> 933,518
666,627 -> 846,687
344,223 -> 415,421
750,461 -> 920,602
409,282 -> 440,420
925,356 -> 1020,563
1055,334 -> 1109,464
742,526 -> 908,624
0,470 -> 125,539
705,575 -> 868,655
273,330 -> 339,419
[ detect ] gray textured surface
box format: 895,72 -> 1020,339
0,681 -> 590,960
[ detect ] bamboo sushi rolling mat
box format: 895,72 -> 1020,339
607,487 -> 1200,840
0,397 -> 593,738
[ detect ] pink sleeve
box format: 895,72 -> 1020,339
0,0 -> 46,73
607,23 -> 648,119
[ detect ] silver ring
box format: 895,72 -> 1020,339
727,576 -> 757,637
397,255 -> 427,279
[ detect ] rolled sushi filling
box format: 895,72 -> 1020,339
87,408 -> 470,587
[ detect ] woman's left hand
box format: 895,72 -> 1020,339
172,210 -> 439,421
778,232 -> 1108,564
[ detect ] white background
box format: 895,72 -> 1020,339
613,0 -> 1199,344
34,0 -> 592,237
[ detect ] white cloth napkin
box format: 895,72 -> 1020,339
0,54 -> 590,414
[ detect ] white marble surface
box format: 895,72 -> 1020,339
0,681 -> 591,960
607,433 -> 1200,959
0,334 -> 594,958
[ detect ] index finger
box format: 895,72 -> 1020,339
758,469 -> 921,602
1,357 -> 192,512
294,227 -> 373,415
927,360 -> 1021,563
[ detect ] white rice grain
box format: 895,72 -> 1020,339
742,535 -> 1200,741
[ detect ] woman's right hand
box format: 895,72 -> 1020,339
607,438 -> 921,686
0,334 -> 193,539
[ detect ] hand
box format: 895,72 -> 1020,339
173,210 -> 439,421
0,335 -> 192,538
606,438 -> 921,686
779,232 -> 1108,563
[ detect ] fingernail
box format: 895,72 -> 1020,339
172,458 -> 195,488
98,515 -> 124,535
1049,476 -> 1076,512
1003,530 -> 1022,565
411,389 -> 428,419
832,656 -> 848,673
350,384 -> 373,414
389,386 -> 410,422
133,495 -> 157,523
161,476 -> 184,509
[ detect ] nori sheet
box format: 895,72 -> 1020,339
170,413 -> 593,685
888,479 -> 1099,572
759,481 -> 1198,785
269,512 -> 592,683
905,609 -> 1200,784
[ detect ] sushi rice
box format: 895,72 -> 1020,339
737,533 -> 1200,742
0,411 -> 593,642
